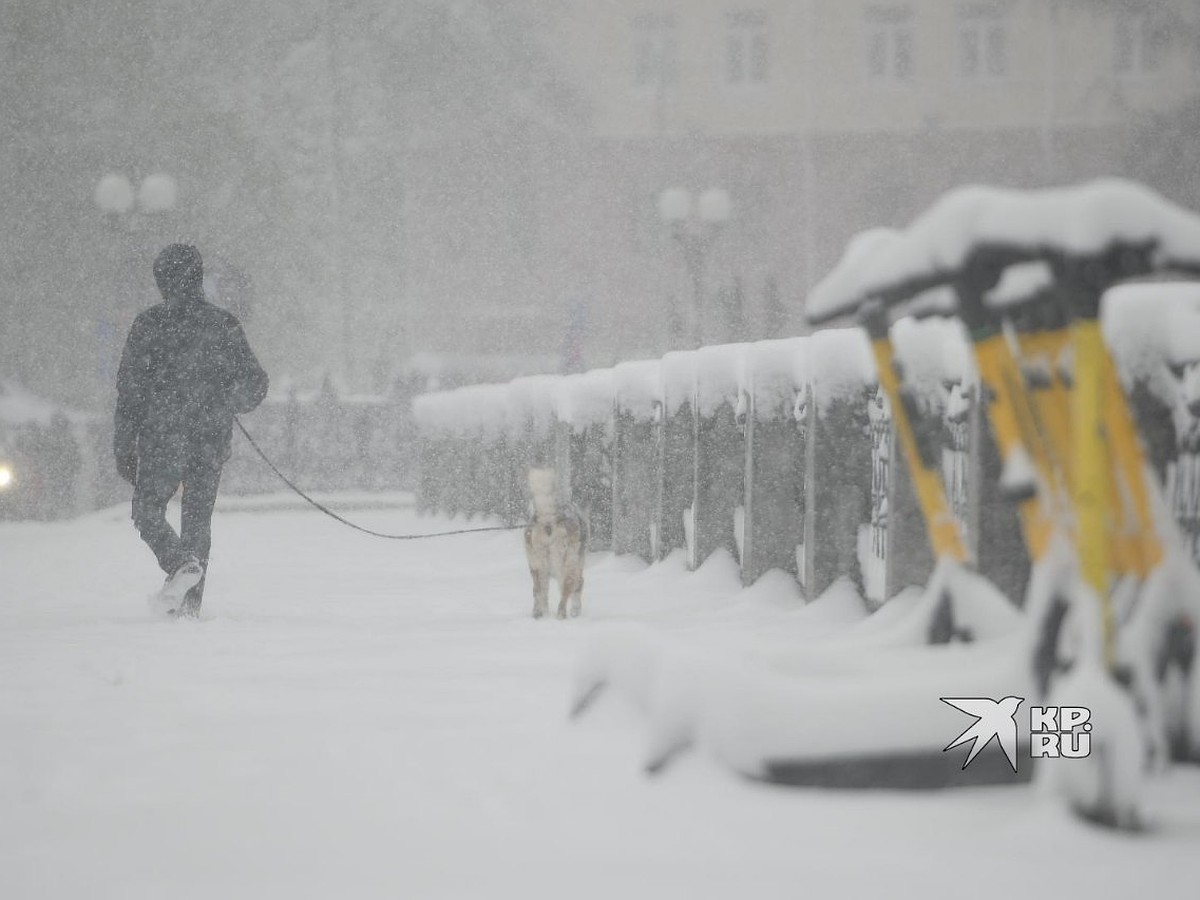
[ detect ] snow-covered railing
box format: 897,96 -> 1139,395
412,328 -> 947,602
412,180 -> 1200,599
412,288 -> 1197,598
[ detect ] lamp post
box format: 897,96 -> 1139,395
658,186 -> 731,348
95,172 -> 178,225
93,172 -> 179,385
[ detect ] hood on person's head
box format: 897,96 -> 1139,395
153,243 -> 204,303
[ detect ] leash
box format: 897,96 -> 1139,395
234,417 -> 524,541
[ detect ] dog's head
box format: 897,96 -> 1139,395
528,468 -> 558,517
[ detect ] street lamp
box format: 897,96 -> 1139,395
93,172 -> 179,387
658,186 -> 731,347
95,171 -> 178,225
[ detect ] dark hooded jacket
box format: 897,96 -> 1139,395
114,244 -> 268,478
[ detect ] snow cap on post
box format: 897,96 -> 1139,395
613,359 -> 663,421
506,375 -> 559,441
454,383 -> 510,441
695,343 -> 749,419
555,368 -> 616,434
745,338 -> 808,422
809,328 -> 876,412
890,316 -> 977,393
412,390 -> 455,438
661,349 -> 700,419
1102,283 -> 1200,405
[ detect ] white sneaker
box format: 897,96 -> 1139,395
150,556 -> 204,616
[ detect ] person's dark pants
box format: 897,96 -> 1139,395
132,444 -> 222,607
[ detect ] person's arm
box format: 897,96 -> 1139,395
226,320 -> 269,414
113,319 -> 150,483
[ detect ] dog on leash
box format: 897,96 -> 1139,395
524,468 -> 588,619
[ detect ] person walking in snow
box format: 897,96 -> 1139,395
114,243 -> 268,616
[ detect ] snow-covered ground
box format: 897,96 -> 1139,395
2,501 -> 1198,899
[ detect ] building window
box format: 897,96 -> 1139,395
1114,13 -> 1163,76
632,13 -> 677,88
957,3 -> 1006,80
726,10 -> 768,85
865,5 -> 914,84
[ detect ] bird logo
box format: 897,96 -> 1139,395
941,696 -> 1024,772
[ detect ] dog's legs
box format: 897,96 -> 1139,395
560,555 -> 583,618
557,571 -> 573,619
526,527 -> 551,619
531,569 -> 550,619
567,572 -> 583,618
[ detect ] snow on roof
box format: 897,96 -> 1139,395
695,343 -> 749,419
554,369 -> 615,433
613,359 -> 663,419
807,179 -> 1200,322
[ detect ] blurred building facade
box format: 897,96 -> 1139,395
530,0 -> 1200,350
3,0 -> 1198,408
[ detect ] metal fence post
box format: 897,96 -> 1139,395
555,370 -> 616,550
612,360 -> 662,561
742,338 -> 808,586
805,330 -> 876,601
693,344 -> 749,572
660,351 -> 700,564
